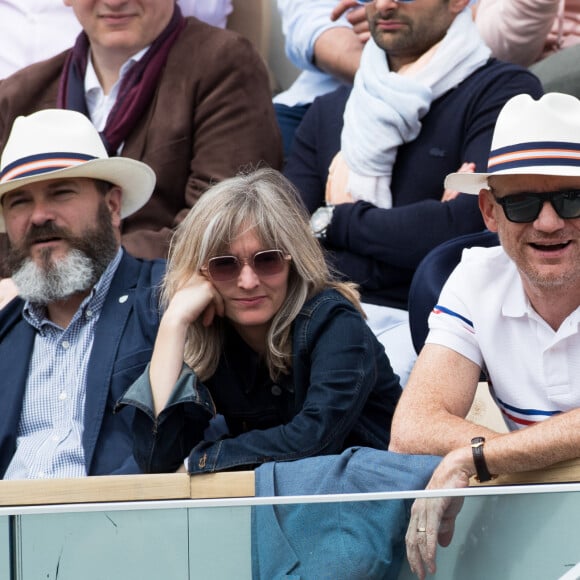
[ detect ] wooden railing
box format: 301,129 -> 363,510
470,457 -> 580,487
467,382 -> 580,486
0,471 -> 255,507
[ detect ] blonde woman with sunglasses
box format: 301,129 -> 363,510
120,168 -> 401,474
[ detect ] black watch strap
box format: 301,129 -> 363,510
471,436 -> 495,482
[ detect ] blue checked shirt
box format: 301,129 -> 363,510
4,249 -> 123,480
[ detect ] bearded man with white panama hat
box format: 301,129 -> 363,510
0,108 -> 165,479
387,92 -> 580,580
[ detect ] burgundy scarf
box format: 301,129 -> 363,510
57,4 -> 186,155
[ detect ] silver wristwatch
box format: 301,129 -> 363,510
310,204 -> 335,240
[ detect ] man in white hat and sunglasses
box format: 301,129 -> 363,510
388,92 -> 580,579
0,108 -> 164,479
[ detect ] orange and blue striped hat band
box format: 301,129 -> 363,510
0,152 -> 96,185
487,141 -> 580,174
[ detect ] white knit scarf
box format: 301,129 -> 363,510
340,8 -> 491,208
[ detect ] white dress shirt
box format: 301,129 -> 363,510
273,0 -> 352,107
0,0 -> 233,78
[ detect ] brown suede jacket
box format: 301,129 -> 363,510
0,17 -> 282,272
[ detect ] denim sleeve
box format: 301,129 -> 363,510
119,364 -> 216,473
278,0 -> 353,71
186,302 -> 388,474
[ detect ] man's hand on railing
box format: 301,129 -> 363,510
405,448 -> 472,579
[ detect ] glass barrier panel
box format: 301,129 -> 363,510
15,508 -> 191,580
252,486 -> 580,580
396,487 -> 580,580
3,483 -> 580,580
0,516 -> 9,578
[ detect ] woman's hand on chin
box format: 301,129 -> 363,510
167,272 -> 225,328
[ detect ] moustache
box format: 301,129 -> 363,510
371,11 -> 408,24
21,222 -> 73,250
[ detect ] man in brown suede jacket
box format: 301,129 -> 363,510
0,0 -> 282,278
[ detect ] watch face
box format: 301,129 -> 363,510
311,207 -> 332,233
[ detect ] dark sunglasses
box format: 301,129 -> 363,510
201,249 -> 291,282
493,190 -> 580,223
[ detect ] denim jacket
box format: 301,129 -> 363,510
120,289 -> 402,474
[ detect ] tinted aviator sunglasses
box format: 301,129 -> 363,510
201,250 -> 292,282
492,189 -> 580,223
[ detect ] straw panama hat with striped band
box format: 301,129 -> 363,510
0,108 -> 156,232
445,92 -> 580,195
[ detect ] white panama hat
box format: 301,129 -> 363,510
445,92 -> 580,194
0,109 -> 156,231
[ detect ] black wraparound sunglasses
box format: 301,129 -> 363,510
201,249 -> 291,282
493,189 -> 580,223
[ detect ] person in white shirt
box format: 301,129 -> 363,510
0,0 -> 233,78
389,92 -> 580,579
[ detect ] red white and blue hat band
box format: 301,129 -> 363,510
487,141 -> 580,173
0,152 -> 96,184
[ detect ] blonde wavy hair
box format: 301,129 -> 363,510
163,168 -> 361,381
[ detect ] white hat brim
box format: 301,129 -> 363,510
444,164 -> 580,195
444,172 -> 488,195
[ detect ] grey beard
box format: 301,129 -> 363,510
12,249 -> 100,304
6,198 -> 119,304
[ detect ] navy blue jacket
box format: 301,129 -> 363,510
0,252 -> 164,477
284,59 -> 543,309
122,289 -> 402,473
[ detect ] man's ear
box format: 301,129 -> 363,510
105,186 -> 123,229
478,189 -> 499,232
448,0 -> 471,15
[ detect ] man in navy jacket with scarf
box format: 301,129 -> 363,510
285,0 -> 543,385
0,109 -> 164,479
